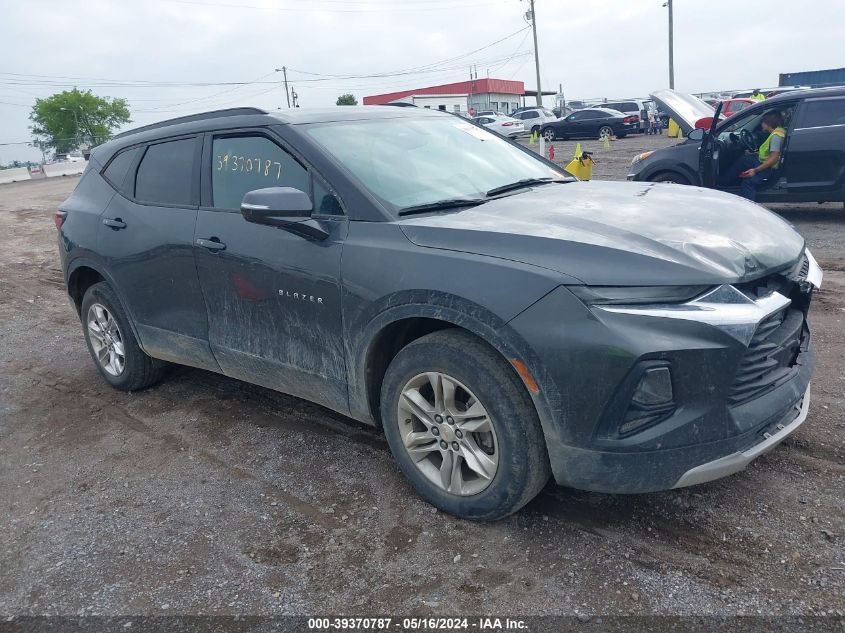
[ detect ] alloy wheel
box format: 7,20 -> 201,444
397,372 -> 499,496
599,126 -> 612,140
87,303 -> 126,376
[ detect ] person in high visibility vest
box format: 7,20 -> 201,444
751,89 -> 766,102
720,110 -> 786,201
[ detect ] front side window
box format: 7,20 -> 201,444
305,116 -> 564,211
135,138 -> 196,206
211,135 -> 309,210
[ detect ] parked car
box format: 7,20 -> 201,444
628,88 -> 845,204
541,107 -> 637,141
58,105 -> 820,520
510,107 -> 558,135
471,114 -> 524,138
597,100 -> 652,133
703,98 -> 753,121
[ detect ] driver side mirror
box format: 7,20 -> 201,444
240,187 -> 312,225
687,128 -> 705,141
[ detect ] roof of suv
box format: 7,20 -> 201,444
761,85 -> 845,105
94,105 -> 444,163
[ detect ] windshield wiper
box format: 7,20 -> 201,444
397,198 -> 486,216
486,177 -> 569,197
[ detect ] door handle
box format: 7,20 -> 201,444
196,237 -> 226,251
102,217 -> 127,230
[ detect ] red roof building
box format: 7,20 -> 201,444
363,78 -> 526,115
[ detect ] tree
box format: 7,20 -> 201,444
336,93 -> 358,106
30,88 -> 131,153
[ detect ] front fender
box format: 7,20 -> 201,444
345,289 -> 564,459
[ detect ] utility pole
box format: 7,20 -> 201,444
527,0 -> 543,106
665,0 -> 675,89
275,66 -> 291,108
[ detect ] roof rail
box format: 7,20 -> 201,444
113,107 -> 268,139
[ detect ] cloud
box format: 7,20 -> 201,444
1,0 -> 842,162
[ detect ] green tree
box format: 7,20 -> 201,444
336,93 -> 358,106
30,88 -> 131,152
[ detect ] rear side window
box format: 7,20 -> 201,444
135,138 -> 196,206
102,146 -> 141,194
799,98 -> 845,128
211,135 -> 309,210
523,111 -> 539,119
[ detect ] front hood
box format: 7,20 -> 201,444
650,89 -> 715,135
398,181 -> 805,286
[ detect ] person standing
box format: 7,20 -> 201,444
720,110 -> 785,201
751,88 -> 766,102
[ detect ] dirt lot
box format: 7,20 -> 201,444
1,136 -> 844,619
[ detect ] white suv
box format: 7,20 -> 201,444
511,108 -> 558,135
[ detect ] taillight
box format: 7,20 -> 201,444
54,210 -> 67,230
501,121 -> 513,126
624,115 -> 638,123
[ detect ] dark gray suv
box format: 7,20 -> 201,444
628,88 -> 845,204
58,106 -> 821,520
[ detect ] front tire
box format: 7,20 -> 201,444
81,282 -> 166,391
650,171 -> 691,185
380,330 -> 550,520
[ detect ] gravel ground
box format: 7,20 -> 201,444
1,138 -> 844,619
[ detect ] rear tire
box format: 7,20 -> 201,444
380,330 -> 550,521
81,282 -> 166,391
598,126 -> 613,140
542,128 -> 556,142
650,171 -> 691,185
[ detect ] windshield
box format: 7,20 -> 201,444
305,116 -> 564,212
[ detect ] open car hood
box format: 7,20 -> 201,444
650,89 -> 715,135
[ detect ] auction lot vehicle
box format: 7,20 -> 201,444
629,88 -> 845,203
510,108 -> 559,135
471,114 -> 524,139
541,107 -> 637,141
597,100 -> 652,133
59,106 -> 821,520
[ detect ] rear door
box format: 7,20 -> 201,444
97,135 -> 218,370
784,96 -> 845,198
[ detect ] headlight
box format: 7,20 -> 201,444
568,285 -> 711,305
629,151 -> 654,167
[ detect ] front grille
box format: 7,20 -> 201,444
799,254 -> 810,279
729,307 -> 805,406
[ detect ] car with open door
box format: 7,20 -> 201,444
627,88 -> 845,204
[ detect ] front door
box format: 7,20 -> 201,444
193,130 -> 349,413
784,96 -> 845,199
97,135 -> 218,370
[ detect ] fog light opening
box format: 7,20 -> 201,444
632,367 -> 673,406
619,366 -> 675,436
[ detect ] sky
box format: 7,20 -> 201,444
1,0 -> 843,163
